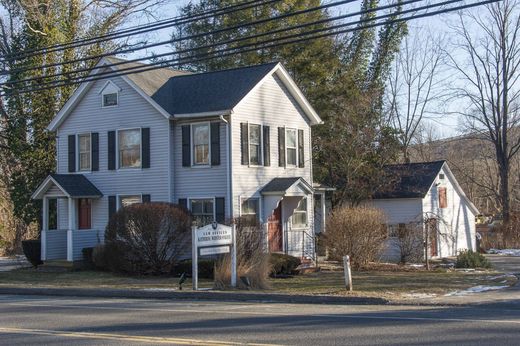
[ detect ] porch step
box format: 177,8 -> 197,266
38,260 -> 74,272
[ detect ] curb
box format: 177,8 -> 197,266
0,286 -> 389,305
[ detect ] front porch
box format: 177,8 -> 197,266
32,174 -> 104,262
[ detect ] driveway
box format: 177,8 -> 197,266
0,256 -> 30,272
486,254 -> 520,274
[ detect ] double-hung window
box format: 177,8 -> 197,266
292,197 -> 307,227
118,129 -> 141,168
192,124 -> 209,165
249,124 -> 262,165
191,199 -> 214,226
286,128 -> 297,166
241,198 -> 259,223
103,93 -> 118,107
119,195 -> 142,208
78,133 -> 91,171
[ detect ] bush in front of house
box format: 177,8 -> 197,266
395,223 -> 424,264
456,249 -> 492,269
269,253 -> 301,276
22,239 -> 43,268
325,206 -> 388,269
96,202 -> 192,275
214,217 -> 271,289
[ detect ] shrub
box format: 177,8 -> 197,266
101,202 -> 192,275
173,259 -> 215,279
269,253 -> 301,276
394,223 -> 423,264
214,217 -> 270,289
325,206 -> 388,269
22,239 -> 43,268
82,247 -> 95,269
456,249 -> 492,269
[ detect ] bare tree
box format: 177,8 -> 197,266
386,28 -> 446,162
448,0 -> 520,221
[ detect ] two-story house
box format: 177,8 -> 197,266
32,57 -> 324,263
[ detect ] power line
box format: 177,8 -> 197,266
1,0 -> 278,62
2,0 -> 417,86
1,0 -> 500,96
2,0 -> 360,76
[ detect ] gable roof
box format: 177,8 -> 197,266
47,57 -> 322,131
32,174 -> 103,199
261,177 -> 313,195
373,160 -> 446,199
152,62 -> 278,116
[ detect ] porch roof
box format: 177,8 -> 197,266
261,177 -> 313,196
32,174 -> 103,200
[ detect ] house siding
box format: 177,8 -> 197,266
72,230 -> 105,261
55,73 -> 171,233
44,230 -> 67,260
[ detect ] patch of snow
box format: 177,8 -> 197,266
402,293 -> 437,299
140,288 -> 177,292
488,249 -> 520,256
407,264 -> 424,268
487,274 -> 517,281
445,285 -> 509,296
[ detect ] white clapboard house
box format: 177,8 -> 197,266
32,57 -> 328,263
366,160 -> 479,261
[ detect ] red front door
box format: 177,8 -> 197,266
268,204 -> 283,252
78,198 -> 92,230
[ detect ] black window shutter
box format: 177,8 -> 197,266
68,135 -> 76,172
241,123 -> 249,165
142,194 -> 151,203
278,127 -> 285,167
142,128 -> 150,169
178,198 -> 187,210
108,196 -> 116,220
263,126 -> 270,166
108,131 -> 116,170
298,129 -> 305,168
215,197 -> 225,223
210,122 -> 220,165
91,133 -> 99,171
181,125 -> 191,167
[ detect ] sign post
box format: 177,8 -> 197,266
192,222 -> 236,290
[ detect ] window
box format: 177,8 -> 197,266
119,195 -> 142,208
192,124 -> 209,165
286,128 -> 297,166
439,187 -> 447,208
191,199 -> 214,226
78,133 -> 91,171
249,124 -> 261,165
439,173 -> 445,180
118,129 -> 141,168
241,198 -> 259,222
48,198 -> 58,230
103,92 -> 118,107
292,198 -> 307,227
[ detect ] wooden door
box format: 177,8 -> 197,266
78,198 -> 92,230
268,204 -> 283,252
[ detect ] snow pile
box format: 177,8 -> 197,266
402,293 -> 437,299
140,288 -> 177,292
487,274 -> 517,281
488,249 -> 520,256
445,285 -> 509,296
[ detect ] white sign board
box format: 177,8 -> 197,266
200,245 -> 230,256
196,223 -> 232,247
192,223 -> 237,290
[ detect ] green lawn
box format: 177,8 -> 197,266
0,266 -> 514,298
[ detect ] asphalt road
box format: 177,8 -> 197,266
0,294 -> 519,345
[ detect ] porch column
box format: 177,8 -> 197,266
321,192 -> 327,233
67,197 -> 74,261
41,197 -> 48,261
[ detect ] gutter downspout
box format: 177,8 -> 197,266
220,115 -> 233,220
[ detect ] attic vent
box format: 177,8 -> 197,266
439,174 -> 445,180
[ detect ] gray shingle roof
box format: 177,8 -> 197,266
373,160 -> 446,199
51,174 -> 103,198
151,62 -> 279,115
261,177 -> 313,194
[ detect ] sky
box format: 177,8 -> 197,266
121,0 -> 483,139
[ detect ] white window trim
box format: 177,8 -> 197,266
247,123 -> 263,167
291,197 -> 308,229
117,194 -> 143,210
239,196 -> 260,221
116,127 -> 142,170
100,81 -> 120,108
189,197 -> 216,223
190,122 -> 212,168
285,127 -> 298,167
77,132 -> 92,172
